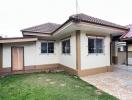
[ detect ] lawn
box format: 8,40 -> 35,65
0,72 -> 118,100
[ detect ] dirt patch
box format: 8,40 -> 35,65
60,83 -> 66,87
45,79 -> 51,82
49,81 -> 56,85
95,89 -> 103,95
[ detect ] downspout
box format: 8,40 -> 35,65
126,41 -> 128,66
110,34 -> 112,65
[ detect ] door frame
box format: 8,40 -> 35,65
11,46 -> 24,72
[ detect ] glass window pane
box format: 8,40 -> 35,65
62,41 -> 66,53
41,43 -> 47,53
96,39 -> 103,53
65,40 -> 70,53
88,38 -> 95,53
48,42 -> 54,53
62,39 -> 70,54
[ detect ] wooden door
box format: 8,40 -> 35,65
12,47 -> 24,71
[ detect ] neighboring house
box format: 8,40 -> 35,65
0,13 -> 129,76
120,24 -> 132,65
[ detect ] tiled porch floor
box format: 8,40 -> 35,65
114,64 -> 132,72
81,68 -> 132,100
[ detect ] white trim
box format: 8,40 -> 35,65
61,38 -> 71,54
61,37 -> 71,42
41,41 -> 54,54
87,36 -> 104,55
0,38 -> 38,43
23,32 -> 51,37
53,22 -> 73,35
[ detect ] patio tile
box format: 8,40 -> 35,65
81,68 -> 132,100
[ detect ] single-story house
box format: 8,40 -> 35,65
0,13 -> 129,76
120,24 -> 132,65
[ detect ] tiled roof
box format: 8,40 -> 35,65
21,23 -> 60,34
69,13 -> 129,30
21,13 -> 129,34
121,25 -> 132,39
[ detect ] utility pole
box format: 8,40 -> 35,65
76,0 -> 79,14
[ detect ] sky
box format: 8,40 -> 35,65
0,0 -> 132,37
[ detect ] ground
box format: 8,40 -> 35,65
81,68 -> 132,100
0,72 -> 117,100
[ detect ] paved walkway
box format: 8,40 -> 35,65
114,64 -> 132,72
81,68 -> 132,100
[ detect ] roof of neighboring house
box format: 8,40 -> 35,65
120,25 -> 132,40
21,23 -> 61,34
21,13 -> 129,34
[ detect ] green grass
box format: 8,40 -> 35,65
0,72 -> 118,100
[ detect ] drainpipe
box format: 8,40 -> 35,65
126,41 -> 128,66
110,34 -> 112,65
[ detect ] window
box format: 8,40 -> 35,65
88,37 -> 104,54
118,46 -> 126,52
96,39 -> 103,53
62,39 -> 70,54
88,38 -> 96,53
48,42 -> 54,53
41,42 -> 54,53
41,43 -> 47,53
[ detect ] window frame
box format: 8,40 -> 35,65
88,36 -> 96,54
62,38 -> 71,54
41,41 -> 54,54
88,36 -> 104,54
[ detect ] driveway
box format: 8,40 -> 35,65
81,68 -> 132,100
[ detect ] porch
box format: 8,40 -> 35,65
81,66 -> 132,100
114,64 -> 132,72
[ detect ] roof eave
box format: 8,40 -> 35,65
80,20 -> 129,31
51,19 -> 72,35
21,30 -> 52,35
21,16 -> 129,36
0,37 -> 38,43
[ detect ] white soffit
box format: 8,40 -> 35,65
0,38 -> 38,43
53,21 -> 127,37
23,32 -> 51,37
75,22 -> 127,35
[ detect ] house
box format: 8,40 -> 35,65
120,24 -> 132,65
0,13 -> 129,76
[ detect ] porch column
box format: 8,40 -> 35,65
76,30 -> 81,72
126,42 -> 128,66
113,41 -> 118,64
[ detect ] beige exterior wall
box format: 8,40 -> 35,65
2,33 -> 76,69
128,44 -> 132,51
2,31 -> 111,71
3,44 -> 11,68
2,41 -> 59,68
3,42 -> 36,68
58,32 -> 76,69
35,41 -> 59,65
80,31 -> 110,69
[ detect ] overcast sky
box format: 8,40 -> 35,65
0,0 -> 132,37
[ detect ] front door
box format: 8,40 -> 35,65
12,47 -> 24,71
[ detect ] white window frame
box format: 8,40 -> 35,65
41,41 -> 54,54
88,36 -> 104,55
61,38 -> 71,54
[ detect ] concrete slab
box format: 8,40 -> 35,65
81,68 -> 132,100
